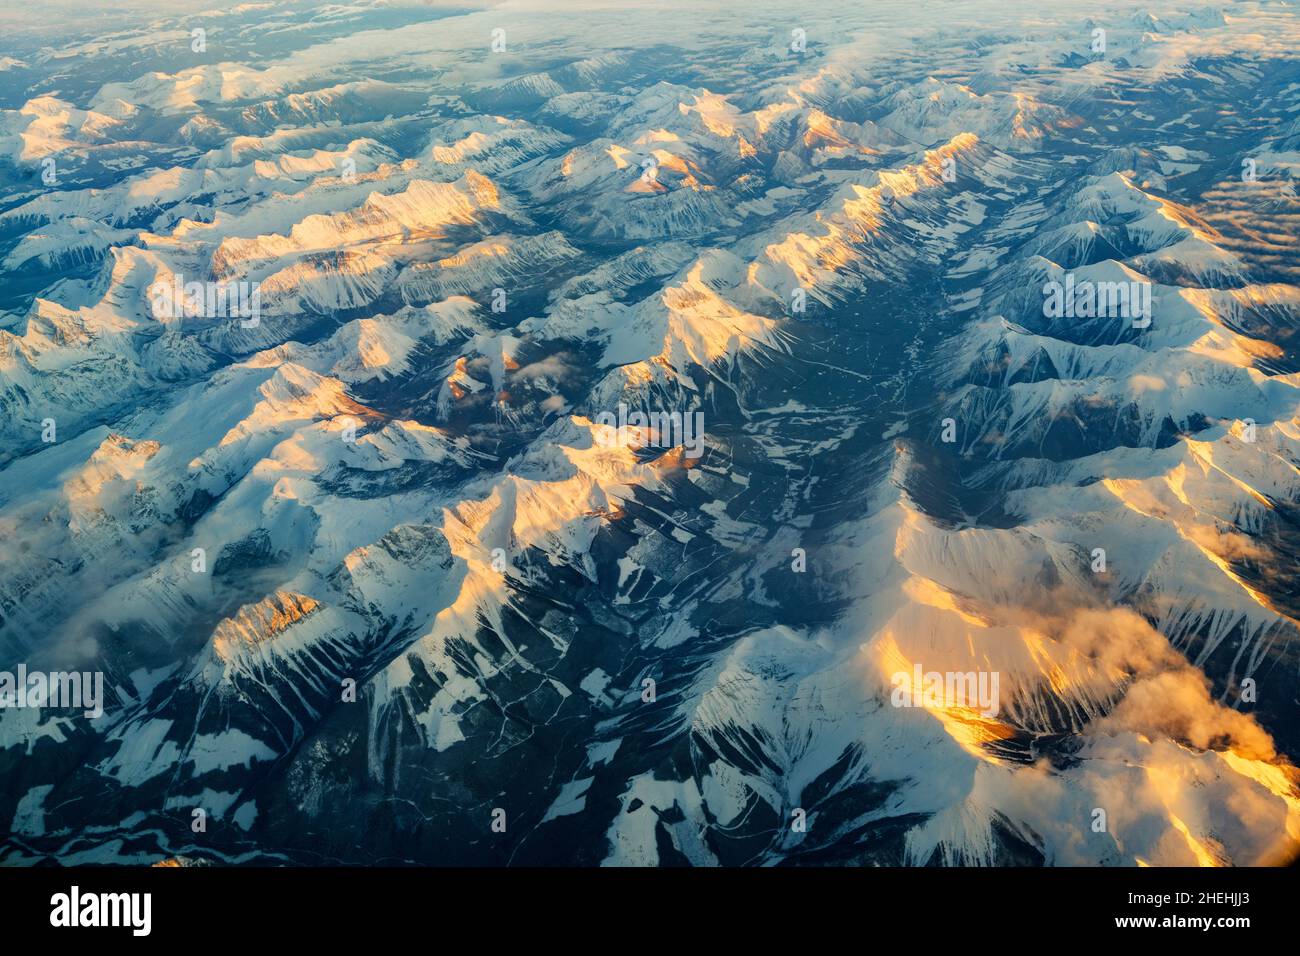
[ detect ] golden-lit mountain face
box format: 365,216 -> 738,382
0,0 -> 1297,874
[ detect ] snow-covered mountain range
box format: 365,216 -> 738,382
1,0 -> 1299,867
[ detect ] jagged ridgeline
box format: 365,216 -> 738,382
0,0 -> 1298,867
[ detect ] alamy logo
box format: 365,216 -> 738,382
50,887 -> 151,936
1042,274 -> 1151,328
148,274 -> 261,328
0,665 -> 103,718
890,664 -> 1001,717
593,403 -> 706,459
